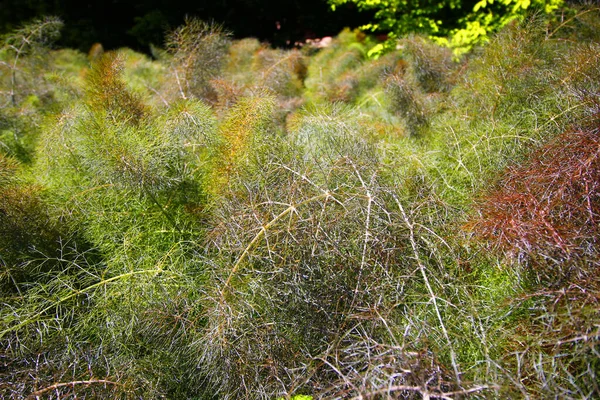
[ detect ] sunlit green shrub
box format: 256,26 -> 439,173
2,8 -> 600,399
0,17 -> 65,162
165,18 -> 231,103
400,35 -> 456,94
327,0 -> 563,55
304,29 -> 366,103
422,12 -> 600,208
2,49 -> 221,398
0,16 -> 63,106
193,102 -> 494,399
119,48 -> 168,107
213,39 -> 306,125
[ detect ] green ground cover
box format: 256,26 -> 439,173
1,8 -> 599,399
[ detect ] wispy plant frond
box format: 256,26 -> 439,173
166,18 -> 231,101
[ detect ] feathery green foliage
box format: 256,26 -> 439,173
2,8 -> 600,399
165,18 -> 231,102
0,16 -> 63,106
0,17 -> 64,162
304,29 -> 367,103
213,39 -> 306,128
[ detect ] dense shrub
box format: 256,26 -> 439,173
0,17 -> 64,162
165,18 -> 231,103
472,118 -> 600,282
2,8 -> 600,399
198,104 -> 473,398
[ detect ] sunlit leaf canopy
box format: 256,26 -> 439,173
329,0 -> 564,54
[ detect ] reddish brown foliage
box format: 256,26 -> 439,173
85,53 -> 147,123
471,118 -> 600,277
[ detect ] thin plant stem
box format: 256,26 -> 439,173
393,194 -> 462,386
28,379 -> 120,398
0,241 -> 184,338
219,191 -> 334,299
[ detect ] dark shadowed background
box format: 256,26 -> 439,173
0,0 -> 373,52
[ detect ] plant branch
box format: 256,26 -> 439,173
219,191 -> 334,299
28,379 -> 120,398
